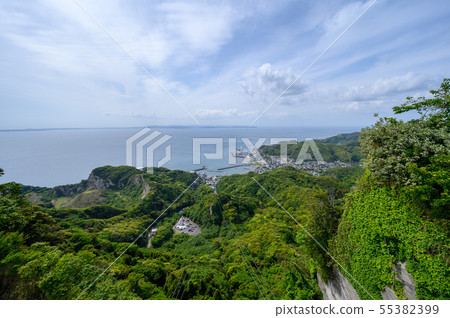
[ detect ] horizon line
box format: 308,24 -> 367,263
0,125 -> 364,132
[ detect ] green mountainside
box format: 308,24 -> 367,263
318,132 -> 360,144
0,79 -> 449,300
259,132 -> 363,163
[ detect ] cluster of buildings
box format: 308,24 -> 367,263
296,160 -> 355,176
251,156 -> 357,176
197,173 -> 221,191
173,216 -> 201,236
194,155 -> 358,189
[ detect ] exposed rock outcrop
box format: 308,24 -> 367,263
51,171 -> 116,197
140,177 -> 151,199
381,262 -> 417,300
86,172 -> 115,190
51,183 -> 87,197
317,269 -> 360,300
381,286 -> 398,300
318,262 -> 417,300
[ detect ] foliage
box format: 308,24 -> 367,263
1,87 -> 449,303
2,165 -> 341,299
318,132 -> 360,145
331,187 -> 449,299
360,117 -> 449,187
331,79 -> 450,300
151,225 -> 173,248
260,140 -> 363,163
0,182 -> 58,245
393,78 -> 450,124
320,166 -> 365,188
82,205 -> 126,219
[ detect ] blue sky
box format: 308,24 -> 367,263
0,0 -> 449,129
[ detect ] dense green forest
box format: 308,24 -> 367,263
331,79 -> 450,299
259,132 -> 363,163
0,80 -> 449,300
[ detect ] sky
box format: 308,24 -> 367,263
0,0 -> 449,129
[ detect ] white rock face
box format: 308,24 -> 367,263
317,269 -> 360,300
318,262 -> 417,300
381,262 -> 417,300
381,286 -> 398,300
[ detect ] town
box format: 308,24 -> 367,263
197,153 -> 359,191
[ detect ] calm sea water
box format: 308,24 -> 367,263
0,126 -> 360,187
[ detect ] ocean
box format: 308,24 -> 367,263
0,126 -> 361,187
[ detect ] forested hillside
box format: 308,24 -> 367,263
0,80 -> 448,300
2,163 -> 350,299
330,79 -> 450,299
259,132 -> 363,163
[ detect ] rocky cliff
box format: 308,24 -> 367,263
318,262 -> 417,300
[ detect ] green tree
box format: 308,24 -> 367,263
332,79 -> 450,299
393,78 -> 450,123
361,78 -> 450,187
361,117 -> 448,186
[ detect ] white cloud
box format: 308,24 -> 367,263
343,101 -> 361,111
1,0 -> 238,71
0,0 -> 249,127
371,73 -> 435,96
0,0 -> 449,129
322,1 -> 370,34
160,2 -> 233,52
240,63 -> 309,100
341,73 -> 436,102
335,100 -> 383,112
326,73 -> 437,114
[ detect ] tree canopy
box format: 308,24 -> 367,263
0,80 -> 448,300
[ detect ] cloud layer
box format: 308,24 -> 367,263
0,0 -> 449,128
